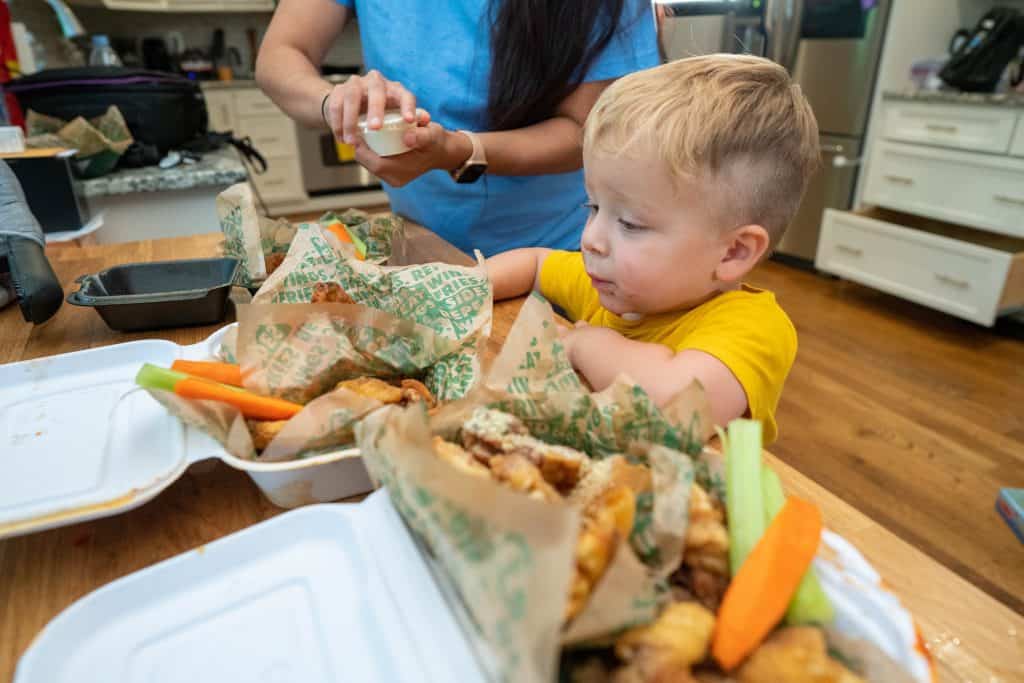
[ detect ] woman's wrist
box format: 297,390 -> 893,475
442,129 -> 474,172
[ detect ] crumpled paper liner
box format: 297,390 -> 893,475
356,294 -> 712,682
25,106 -> 133,178
216,181 -> 401,288
149,221 -> 491,461
216,182 -> 295,288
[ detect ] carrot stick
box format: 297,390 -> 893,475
175,378 -> 302,420
171,360 -> 243,387
712,496 -> 823,671
137,363 -> 302,421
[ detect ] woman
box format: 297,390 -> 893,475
256,0 -> 659,256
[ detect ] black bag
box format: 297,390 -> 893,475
7,67 -> 208,155
940,8 -> 1024,92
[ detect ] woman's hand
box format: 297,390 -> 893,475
353,121 -> 469,187
324,69 -> 421,145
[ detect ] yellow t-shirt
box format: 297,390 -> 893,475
539,250 -> 797,443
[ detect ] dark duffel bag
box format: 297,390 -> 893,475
7,67 -> 208,155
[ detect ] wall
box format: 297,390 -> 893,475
6,1 -> 363,73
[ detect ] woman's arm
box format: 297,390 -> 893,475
255,0 -> 352,129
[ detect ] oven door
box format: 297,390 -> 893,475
297,126 -> 382,196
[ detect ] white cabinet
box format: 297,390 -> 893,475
819,97 -> 1024,326
1011,120 -> 1024,158
204,90 -> 236,133
882,101 -> 1018,154
817,208 -> 1024,326
863,141 -> 1024,240
202,85 -> 305,206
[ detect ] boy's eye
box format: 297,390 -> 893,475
618,218 -> 648,233
582,202 -> 598,217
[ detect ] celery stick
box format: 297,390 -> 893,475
135,363 -> 187,392
343,224 -> 368,258
725,419 -> 765,575
760,465 -> 835,625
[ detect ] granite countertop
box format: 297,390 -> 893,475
81,148 -> 249,198
884,89 -> 1024,108
200,79 -> 259,91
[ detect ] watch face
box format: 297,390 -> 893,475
455,162 -> 487,184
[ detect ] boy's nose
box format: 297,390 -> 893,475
581,217 -> 609,256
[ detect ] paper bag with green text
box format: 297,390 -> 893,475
355,293 -> 715,682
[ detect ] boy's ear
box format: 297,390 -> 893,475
715,224 -> 771,282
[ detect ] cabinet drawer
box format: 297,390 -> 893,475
882,101 -> 1018,154
1011,120 -> 1024,158
236,115 -> 297,159
863,141 -> 1024,239
233,89 -> 283,117
249,157 -> 304,203
204,91 -> 236,133
816,207 -> 1024,326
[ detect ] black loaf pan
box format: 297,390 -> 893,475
67,257 -> 240,331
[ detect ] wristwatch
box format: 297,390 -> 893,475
450,130 -> 487,184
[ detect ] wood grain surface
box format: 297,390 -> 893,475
0,229 -> 1021,682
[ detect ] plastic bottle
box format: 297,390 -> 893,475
88,35 -> 121,67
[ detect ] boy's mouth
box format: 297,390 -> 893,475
587,272 -> 614,293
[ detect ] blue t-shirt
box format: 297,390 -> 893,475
335,0 -> 659,256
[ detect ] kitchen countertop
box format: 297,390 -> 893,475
199,79 -> 259,91
884,88 -> 1024,108
81,148 -> 248,199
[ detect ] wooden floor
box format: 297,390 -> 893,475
751,258 -> 1024,615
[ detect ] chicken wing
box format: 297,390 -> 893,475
432,436 -> 490,480
612,601 -> 716,683
310,281 -> 355,304
247,418 -> 288,452
737,627 -> 865,683
488,453 -> 562,503
566,484 -> 636,621
678,483 -> 730,610
335,376 -> 404,404
461,408 -> 587,491
400,378 -> 437,408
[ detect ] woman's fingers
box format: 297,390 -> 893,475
404,123 -> 443,151
385,80 -> 417,123
337,76 -> 364,144
363,69 -> 388,129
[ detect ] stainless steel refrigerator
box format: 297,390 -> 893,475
660,0 -> 892,264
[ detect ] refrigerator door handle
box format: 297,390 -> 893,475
832,155 -> 863,168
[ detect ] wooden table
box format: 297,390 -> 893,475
1,231 -> 1021,683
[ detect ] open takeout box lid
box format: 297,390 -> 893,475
0,324 -> 372,541
13,491 -> 491,682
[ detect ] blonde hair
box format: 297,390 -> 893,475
584,54 -> 820,244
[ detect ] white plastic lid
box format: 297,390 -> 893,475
356,110 -> 412,132
14,492 -> 487,683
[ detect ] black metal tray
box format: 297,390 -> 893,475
67,257 -> 239,331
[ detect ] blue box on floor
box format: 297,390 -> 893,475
996,488 -> 1024,543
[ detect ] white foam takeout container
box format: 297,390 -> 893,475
0,324 -> 373,540
12,489 -> 933,683
13,491 -> 494,683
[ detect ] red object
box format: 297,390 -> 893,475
0,0 -> 23,127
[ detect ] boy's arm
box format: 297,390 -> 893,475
486,248 -> 552,300
563,324 -> 748,427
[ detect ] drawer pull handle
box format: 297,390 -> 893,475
262,179 -> 285,186
883,174 -> 914,185
994,194 -> 1024,207
935,274 -> 970,290
924,123 -> 958,134
836,244 -> 863,257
